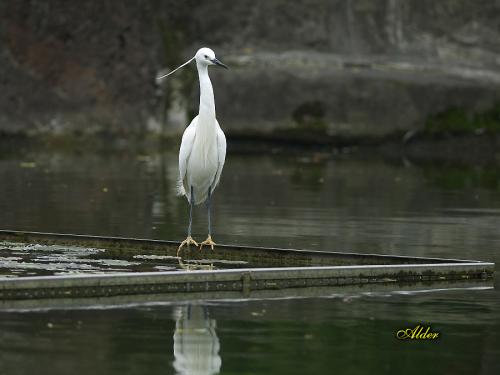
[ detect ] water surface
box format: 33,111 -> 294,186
0,146 -> 499,374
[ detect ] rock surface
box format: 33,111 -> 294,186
1,0 -> 500,139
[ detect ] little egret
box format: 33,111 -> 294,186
157,47 -> 228,255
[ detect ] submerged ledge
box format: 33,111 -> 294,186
0,230 -> 494,304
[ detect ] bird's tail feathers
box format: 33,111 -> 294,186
176,179 -> 186,197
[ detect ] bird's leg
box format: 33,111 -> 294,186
177,186 -> 199,256
200,187 -> 216,250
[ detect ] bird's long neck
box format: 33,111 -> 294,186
195,63 -> 217,145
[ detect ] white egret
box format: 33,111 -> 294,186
157,47 -> 228,254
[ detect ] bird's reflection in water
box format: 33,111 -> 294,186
173,304 -> 221,375
177,257 -> 215,271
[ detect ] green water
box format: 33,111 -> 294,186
0,146 -> 499,374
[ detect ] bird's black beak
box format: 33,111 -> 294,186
212,57 -> 228,69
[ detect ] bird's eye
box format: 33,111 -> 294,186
204,55 -> 208,59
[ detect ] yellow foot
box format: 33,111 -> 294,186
199,235 -> 216,251
177,236 -> 199,257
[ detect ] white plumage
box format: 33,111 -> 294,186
178,116 -> 226,205
158,47 -> 228,252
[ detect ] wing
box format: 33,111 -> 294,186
178,116 -> 198,196
212,120 -> 227,190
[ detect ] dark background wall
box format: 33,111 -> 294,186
1,0 -> 500,139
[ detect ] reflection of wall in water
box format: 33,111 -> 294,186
173,305 -> 221,375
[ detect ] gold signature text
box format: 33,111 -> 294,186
396,324 -> 440,340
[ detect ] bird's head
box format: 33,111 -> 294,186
195,47 -> 228,69
156,47 -> 228,82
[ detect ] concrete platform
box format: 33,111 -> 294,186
0,230 -> 494,306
